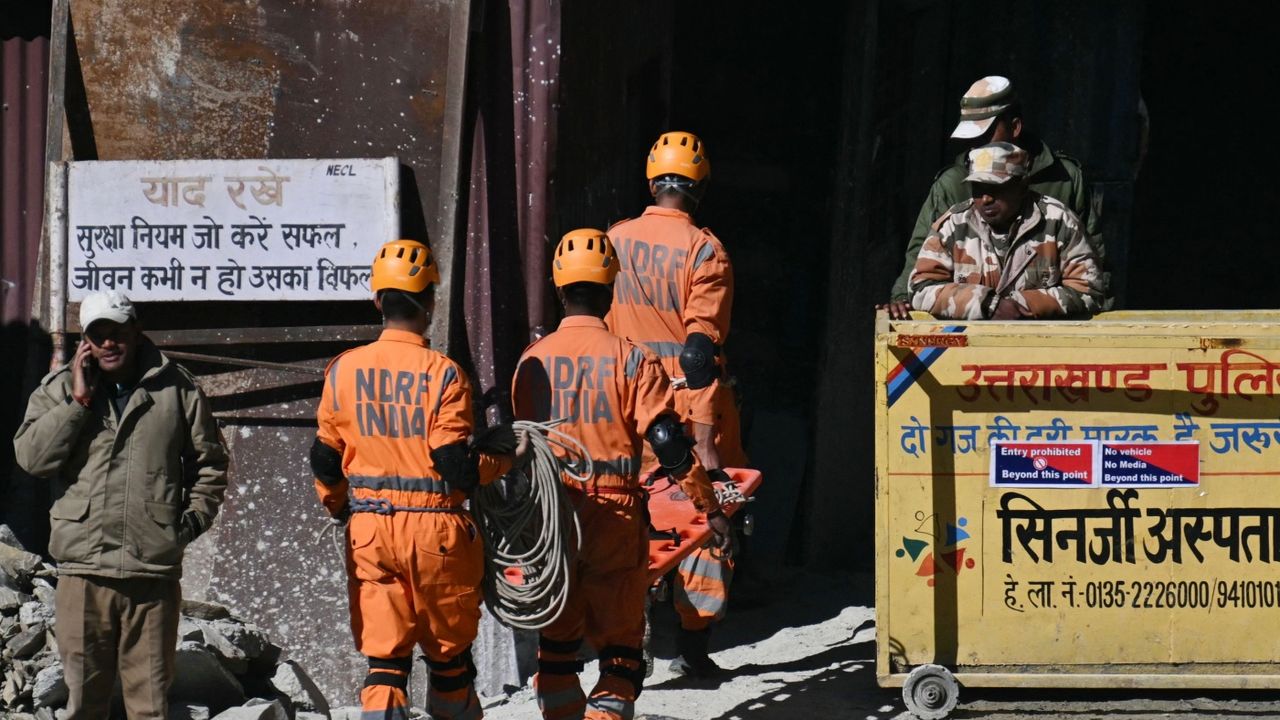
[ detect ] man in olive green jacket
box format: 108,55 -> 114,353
883,76 -> 1103,318
13,291 -> 227,720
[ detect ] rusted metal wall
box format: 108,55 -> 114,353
59,0 -> 472,702
1,10 -> 54,560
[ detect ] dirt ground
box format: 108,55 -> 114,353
477,570 -> 1280,720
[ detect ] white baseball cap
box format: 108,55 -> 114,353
951,76 -> 1017,140
80,290 -> 136,330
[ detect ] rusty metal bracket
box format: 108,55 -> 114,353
149,324 -> 382,346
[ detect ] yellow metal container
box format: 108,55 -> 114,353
876,311 -> 1280,718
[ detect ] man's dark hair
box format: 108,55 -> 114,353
561,281 -> 613,314
378,288 -> 431,321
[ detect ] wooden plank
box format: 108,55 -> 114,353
428,0 -> 475,354
42,0 -> 71,365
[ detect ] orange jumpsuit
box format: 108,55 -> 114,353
604,205 -> 743,632
315,329 -> 509,720
512,315 -> 719,720
606,206 -> 732,427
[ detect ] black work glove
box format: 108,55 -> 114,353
177,511 -> 209,546
471,423 -> 519,455
433,441 -> 480,496
472,423 -> 533,469
330,503 -> 352,527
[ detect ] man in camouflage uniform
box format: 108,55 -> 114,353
909,142 -> 1102,320
884,75 -> 1103,318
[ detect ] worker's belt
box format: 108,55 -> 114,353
565,456 -> 641,479
350,497 -> 466,515
644,341 -> 684,358
348,474 -> 452,495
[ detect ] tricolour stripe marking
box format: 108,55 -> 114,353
886,325 -> 964,407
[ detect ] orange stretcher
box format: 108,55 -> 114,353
645,467 -> 761,584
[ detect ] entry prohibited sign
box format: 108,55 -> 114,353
991,441 -> 1099,488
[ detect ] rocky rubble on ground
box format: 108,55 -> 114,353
0,525 -> 332,719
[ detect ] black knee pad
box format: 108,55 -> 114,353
365,655 -> 412,690
538,635 -> 585,674
599,645 -> 646,697
425,647 -> 477,693
309,438 -> 345,486
539,636 -> 584,655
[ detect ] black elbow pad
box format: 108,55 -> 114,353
432,441 -> 480,494
679,332 -> 720,389
646,414 -> 693,476
309,438 -> 346,486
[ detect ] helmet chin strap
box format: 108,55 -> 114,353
653,177 -> 703,207
400,290 -> 427,314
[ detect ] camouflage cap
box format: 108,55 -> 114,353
964,142 -> 1028,184
951,75 -> 1017,139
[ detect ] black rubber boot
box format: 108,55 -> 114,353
669,626 -> 722,678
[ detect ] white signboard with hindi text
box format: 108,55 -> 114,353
67,158 -> 398,302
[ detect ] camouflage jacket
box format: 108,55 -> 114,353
908,192 -> 1103,320
890,139 -> 1101,302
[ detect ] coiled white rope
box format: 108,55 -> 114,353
471,419 -> 589,630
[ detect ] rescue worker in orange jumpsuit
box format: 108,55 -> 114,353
604,131 -> 745,677
310,239 -> 525,719
513,229 -> 729,719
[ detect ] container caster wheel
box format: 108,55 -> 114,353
902,664 -> 959,720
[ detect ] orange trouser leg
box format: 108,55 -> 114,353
580,494 -> 648,720
408,511 -> 485,720
537,518 -> 588,720
347,514 -> 416,719
674,541 -> 734,631
346,511 -> 486,719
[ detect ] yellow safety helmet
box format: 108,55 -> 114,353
552,228 -> 619,287
371,239 -> 440,293
646,131 -> 710,182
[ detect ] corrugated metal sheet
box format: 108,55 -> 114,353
1,22 -> 54,598
0,35 -> 48,325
